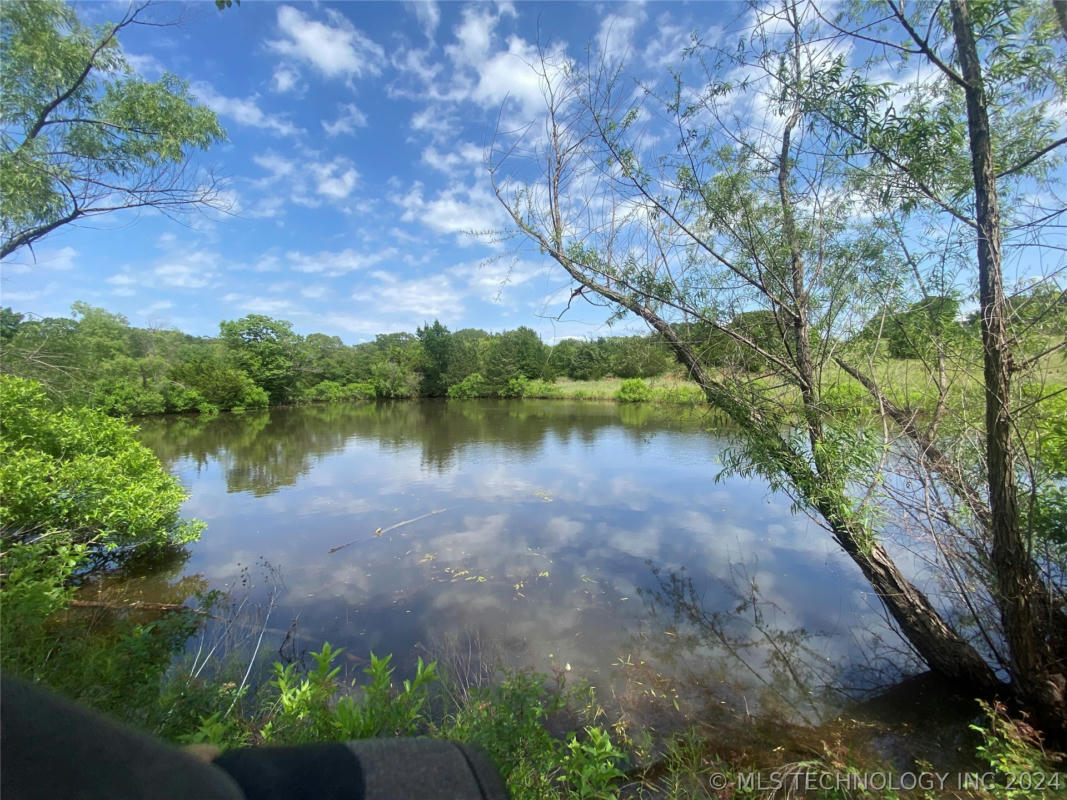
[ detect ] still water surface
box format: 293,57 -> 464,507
125,400 -> 906,723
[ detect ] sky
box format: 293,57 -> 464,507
1,0 -> 742,344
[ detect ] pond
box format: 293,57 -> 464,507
111,400 -> 913,727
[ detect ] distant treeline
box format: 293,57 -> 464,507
0,304 -> 676,415
2,287 -> 1062,417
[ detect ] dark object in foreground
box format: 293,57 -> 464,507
1,674 -> 509,799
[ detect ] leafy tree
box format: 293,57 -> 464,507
483,327 -> 548,392
569,341 -> 607,381
301,333 -> 353,387
416,319 -> 454,397
882,296 -> 964,360
0,306 -> 23,341
0,0 -> 226,259
490,0 -> 1066,731
219,314 -> 301,404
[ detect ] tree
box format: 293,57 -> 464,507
882,296 -> 965,360
219,315 -> 301,404
483,327 -> 549,392
490,0 -> 1065,730
416,320 -> 455,397
0,0 -> 225,260
0,307 -> 23,341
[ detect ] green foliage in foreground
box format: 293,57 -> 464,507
0,376 -> 197,549
175,643 -> 627,800
0,376 -> 201,625
0,375 -> 203,720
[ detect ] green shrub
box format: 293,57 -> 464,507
344,382 -> 375,400
499,376 -> 530,398
90,380 -> 167,416
0,375 -> 200,551
653,384 -> 704,405
560,726 -> 627,800
163,386 -> 207,413
615,378 -> 653,403
239,383 -> 269,409
971,699 -> 1064,800
185,645 -> 439,749
0,376 -> 204,724
304,380 -> 376,404
371,362 -> 420,399
303,380 -> 346,403
524,379 -> 563,399
448,373 -> 488,399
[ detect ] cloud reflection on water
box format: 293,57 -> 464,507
133,401 -> 908,721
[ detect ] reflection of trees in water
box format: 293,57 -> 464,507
77,546 -> 209,610
134,401 -> 726,495
633,562 -> 886,728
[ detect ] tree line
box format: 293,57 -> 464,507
0,304 -> 681,414
8,292 -> 1058,417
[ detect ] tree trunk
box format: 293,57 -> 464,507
950,0 -> 1066,727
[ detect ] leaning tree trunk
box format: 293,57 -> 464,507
950,0 -> 1066,728
532,242 -> 1005,697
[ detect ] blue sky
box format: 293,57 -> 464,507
1,1 -> 739,343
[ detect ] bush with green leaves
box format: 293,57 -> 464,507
653,384 -> 705,405
0,375 -> 200,552
303,380 -> 377,404
499,376 -> 531,398
0,374 -> 202,642
615,378 -> 653,403
970,699 -> 1065,800
448,373 -> 488,399
524,379 -> 564,399
559,726 -> 627,800
184,645 -> 439,749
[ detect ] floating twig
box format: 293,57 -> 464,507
328,509 -> 447,554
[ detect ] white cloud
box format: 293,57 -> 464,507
253,153 -> 295,181
254,255 -> 282,272
37,246 -> 77,271
153,251 -> 219,289
449,258 -> 540,303
470,37 -> 568,118
393,180 -> 501,240
445,5 -> 500,69
320,313 -> 408,338
421,142 -> 485,175
271,65 -> 301,93
268,5 -> 384,80
1,283 -> 56,303
642,16 -> 696,68
192,82 -> 300,136
410,104 -> 456,138
322,103 -> 368,136
241,296 -> 304,316
125,52 -> 164,78
596,8 -> 646,65
139,300 -> 174,314
286,247 -> 397,277
358,273 -> 464,318
309,158 -> 360,200
409,1 -> 440,40
253,152 -> 360,209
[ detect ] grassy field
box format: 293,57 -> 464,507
551,375 -> 702,401
543,339 -> 1067,413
